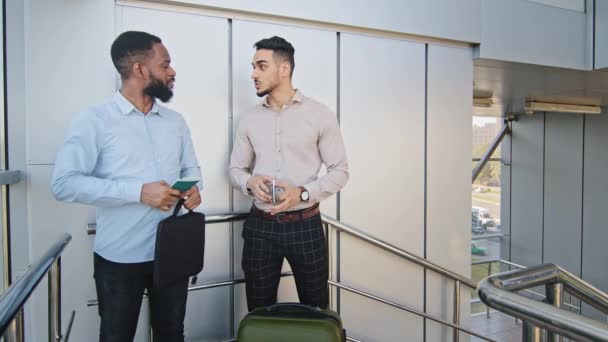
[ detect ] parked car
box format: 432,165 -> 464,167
471,211 -> 486,234
472,206 -> 496,228
471,242 -> 487,256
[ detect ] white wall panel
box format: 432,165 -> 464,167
117,6 -> 232,339
231,19 -> 338,324
426,44 -> 473,341
339,33 -> 426,341
26,0 -> 115,164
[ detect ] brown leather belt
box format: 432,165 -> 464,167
251,203 -> 320,223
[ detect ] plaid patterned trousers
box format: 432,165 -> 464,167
241,209 -> 329,311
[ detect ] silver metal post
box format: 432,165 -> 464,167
487,262 -> 491,318
149,308 -> 154,342
453,280 -> 461,342
3,309 -> 23,342
522,321 -> 543,342
48,258 -> 61,342
326,223 -> 334,309
546,283 -> 563,342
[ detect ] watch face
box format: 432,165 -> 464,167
301,190 -> 309,201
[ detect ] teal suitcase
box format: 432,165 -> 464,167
237,303 -> 346,342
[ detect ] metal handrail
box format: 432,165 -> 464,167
471,233 -> 504,241
322,214 -> 482,342
0,233 -> 72,341
328,280 -> 493,341
478,263 -> 608,341
322,215 -> 477,290
88,212 -> 487,341
86,212 -> 249,235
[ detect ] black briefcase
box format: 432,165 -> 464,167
153,199 -> 205,289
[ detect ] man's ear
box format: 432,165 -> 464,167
280,61 -> 292,78
132,62 -> 146,80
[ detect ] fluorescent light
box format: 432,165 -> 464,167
524,101 -> 601,115
473,97 -> 494,107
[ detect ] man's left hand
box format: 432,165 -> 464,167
181,186 -> 202,210
269,182 -> 301,214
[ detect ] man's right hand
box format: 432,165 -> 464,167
246,175 -> 273,203
141,181 -> 181,211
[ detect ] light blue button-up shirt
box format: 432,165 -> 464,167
51,91 -> 202,263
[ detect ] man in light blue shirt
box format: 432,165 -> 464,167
51,31 -> 201,342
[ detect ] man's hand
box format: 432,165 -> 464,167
246,175 -> 273,203
269,182 -> 301,214
141,181 -> 181,211
181,185 -> 202,210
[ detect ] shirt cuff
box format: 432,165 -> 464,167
241,175 -> 252,196
123,180 -> 144,204
303,182 -> 321,203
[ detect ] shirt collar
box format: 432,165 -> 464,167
113,91 -> 162,116
261,89 -> 304,108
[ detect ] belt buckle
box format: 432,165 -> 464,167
275,212 -> 287,223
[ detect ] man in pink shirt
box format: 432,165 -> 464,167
229,36 -> 349,311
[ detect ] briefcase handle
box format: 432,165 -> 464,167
172,198 -> 193,216
265,302 -> 322,313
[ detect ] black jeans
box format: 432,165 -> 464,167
93,253 -> 188,342
241,212 -> 329,311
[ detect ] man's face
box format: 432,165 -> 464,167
143,43 -> 176,102
251,49 -> 283,98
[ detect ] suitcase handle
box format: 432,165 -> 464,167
265,302 -> 322,313
172,199 -> 194,216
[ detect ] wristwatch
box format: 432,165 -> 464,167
298,186 -> 309,202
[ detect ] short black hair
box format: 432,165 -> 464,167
254,36 -> 295,77
111,31 -> 162,80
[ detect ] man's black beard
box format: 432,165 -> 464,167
144,77 -> 173,103
256,89 -> 270,98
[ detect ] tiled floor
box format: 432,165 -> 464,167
469,311 -> 522,342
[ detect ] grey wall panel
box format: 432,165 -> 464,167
583,113 -> 608,294
426,44 -> 473,341
7,1 -> 34,338
0,0 -> 5,291
169,0 -> 481,43
231,20 -> 338,321
479,0 -> 588,69
340,291 -> 424,341
339,33 -> 425,340
511,113 -> 545,267
185,288 -> 231,341
528,0 -> 585,11
117,6 -> 233,338
118,4 -> 232,284
543,114 -> 583,275
26,0 -> 115,164
595,0 -> 608,69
